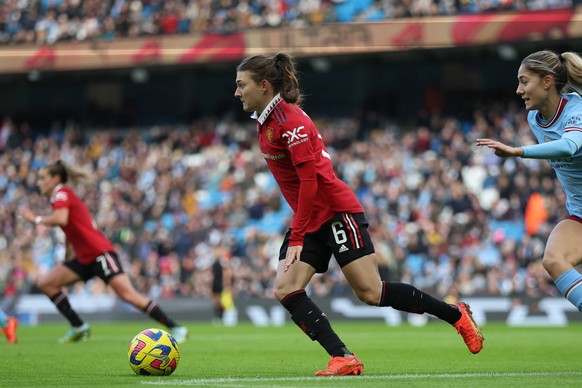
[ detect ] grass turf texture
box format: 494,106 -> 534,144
2,321 -> 582,387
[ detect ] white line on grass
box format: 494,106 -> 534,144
140,372 -> 582,386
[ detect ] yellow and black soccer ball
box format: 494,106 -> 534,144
128,328 -> 180,376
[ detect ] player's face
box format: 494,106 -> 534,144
516,65 -> 550,113
234,71 -> 267,113
37,168 -> 59,196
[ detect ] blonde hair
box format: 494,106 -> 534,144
45,159 -> 94,185
521,50 -> 582,94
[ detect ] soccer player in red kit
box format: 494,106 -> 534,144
234,53 -> 484,376
18,160 -> 188,344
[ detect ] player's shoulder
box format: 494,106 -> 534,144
57,184 -> 76,195
561,93 -> 582,110
563,92 -> 582,111
51,184 -> 75,203
563,92 -> 582,101
274,100 -> 311,123
560,93 -> 582,126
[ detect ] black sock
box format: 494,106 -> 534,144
214,306 -> 224,319
144,301 -> 178,328
281,290 -> 351,357
50,291 -> 84,327
378,281 -> 461,325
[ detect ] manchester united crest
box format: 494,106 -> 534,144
266,127 -> 275,142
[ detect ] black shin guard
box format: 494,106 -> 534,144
379,281 -> 461,324
281,290 -> 349,357
50,291 -> 84,327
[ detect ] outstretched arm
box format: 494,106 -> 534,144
18,207 -> 70,226
477,135 -> 582,159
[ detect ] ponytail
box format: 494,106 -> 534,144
560,52 -> 582,95
521,50 -> 582,94
237,52 -> 304,105
46,159 -> 93,186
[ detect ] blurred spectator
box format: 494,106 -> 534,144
0,0 -> 574,45
0,93 -> 564,305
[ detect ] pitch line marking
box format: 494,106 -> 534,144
141,371 -> 582,386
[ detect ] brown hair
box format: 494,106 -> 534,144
521,50 -> 582,94
236,52 -> 303,105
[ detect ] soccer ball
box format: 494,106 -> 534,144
128,328 -> 180,376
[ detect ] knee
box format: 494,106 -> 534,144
274,285 -> 292,302
542,251 -> 565,274
274,279 -> 304,302
354,285 -> 381,306
542,250 -> 580,278
36,277 -> 53,294
542,254 -> 557,272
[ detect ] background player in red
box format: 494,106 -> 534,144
234,52 -> 484,376
18,160 -> 189,344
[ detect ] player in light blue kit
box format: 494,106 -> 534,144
477,50 -> 582,312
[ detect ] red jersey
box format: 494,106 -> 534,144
255,94 -> 363,245
50,184 -> 115,264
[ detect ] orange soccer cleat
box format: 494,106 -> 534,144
315,354 -> 364,376
453,302 -> 484,354
3,316 -> 18,344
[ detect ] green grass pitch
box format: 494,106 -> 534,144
2,321 -> 582,387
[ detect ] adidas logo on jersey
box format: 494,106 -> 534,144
339,244 -> 349,253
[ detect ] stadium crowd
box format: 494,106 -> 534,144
0,0 -> 575,46
0,96 -> 563,304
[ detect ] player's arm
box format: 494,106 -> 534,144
39,208 -> 69,226
521,131 -> 582,159
18,207 -> 69,226
519,115 -> 582,159
521,139 -> 577,158
35,208 -> 70,227
289,160 -> 317,246
284,159 -> 317,272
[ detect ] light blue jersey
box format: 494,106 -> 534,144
525,92 -> 582,218
0,308 -> 7,327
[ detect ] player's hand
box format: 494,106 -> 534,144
17,207 -> 35,223
284,245 -> 303,272
476,138 -> 523,158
